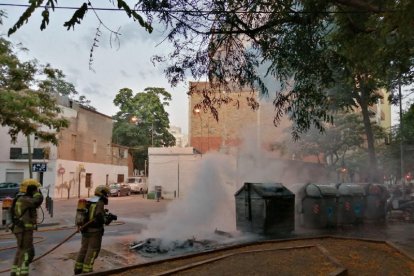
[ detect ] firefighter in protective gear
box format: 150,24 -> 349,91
74,185 -> 112,275
11,179 -> 43,276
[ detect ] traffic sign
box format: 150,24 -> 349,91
58,167 -> 65,174
32,163 -> 47,172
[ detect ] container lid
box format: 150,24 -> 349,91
305,183 -> 337,197
366,183 -> 386,195
337,183 -> 365,196
235,182 -> 294,198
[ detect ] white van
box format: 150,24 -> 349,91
127,176 -> 148,194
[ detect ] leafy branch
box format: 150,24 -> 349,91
8,0 -> 45,36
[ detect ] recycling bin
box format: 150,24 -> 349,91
363,183 -> 389,222
298,183 -> 338,229
155,186 -> 162,202
235,182 -> 295,236
336,183 -> 365,226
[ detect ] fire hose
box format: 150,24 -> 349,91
0,219 -> 124,274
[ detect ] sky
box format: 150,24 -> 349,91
1,1 -> 191,134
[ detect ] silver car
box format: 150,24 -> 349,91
127,177 -> 148,194
108,183 -> 131,197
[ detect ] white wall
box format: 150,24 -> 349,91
50,159 -> 128,199
0,126 -> 58,186
148,147 -> 202,199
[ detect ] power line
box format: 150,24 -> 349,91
0,3 -> 398,14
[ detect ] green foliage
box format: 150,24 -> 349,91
0,37 -> 69,144
116,0 -> 153,33
63,2 -> 88,30
39,64 -> 96,110
0,89 -> 69,144
277,112 -> 386,171
0,10 -> 5,25
113,87 -> 175,170
378,103 -> 414,179
8,0 -> 44,36
401,104 -> 414,143
40,65 -> 78,96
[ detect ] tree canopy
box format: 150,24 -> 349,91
0,37 -> 69,144
379,102 -> 414,181
40,65 -> 96,110
277,112 -> 386,179
113,87 -> 176,171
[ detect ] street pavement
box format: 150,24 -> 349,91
1,196 -> 414,275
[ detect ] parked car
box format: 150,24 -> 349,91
108,183 -> 131,197
127,176 -> 148,194
0,182 -> 20,200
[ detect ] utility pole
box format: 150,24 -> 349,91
27,135 -> 33,178
151,121 -> 154,147
399,80 -> 405,188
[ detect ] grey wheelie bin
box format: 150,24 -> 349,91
336,183 -> 366,226
363,183 -> 389,222
298,183 -> 338,228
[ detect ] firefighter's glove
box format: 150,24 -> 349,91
104,211 -> 117,225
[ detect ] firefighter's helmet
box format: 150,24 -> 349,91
94,185 -> 110,197
19,178 -> 41,193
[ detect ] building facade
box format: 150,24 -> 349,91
168,125 -> 188,147
147,147 -> 202,199
0,98 -> 129,199
188,81 -> 306,160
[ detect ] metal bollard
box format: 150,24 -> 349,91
46,195 -> 54,218
2,197 -> 13,231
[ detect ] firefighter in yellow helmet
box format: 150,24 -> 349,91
74,185 -> 116,274
10,179 -> 44,276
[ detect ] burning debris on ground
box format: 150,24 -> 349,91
129,238 -> 220,257
129,230 -> 237,258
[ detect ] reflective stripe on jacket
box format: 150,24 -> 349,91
12,192 -> 44,233
82,198 -> 105,233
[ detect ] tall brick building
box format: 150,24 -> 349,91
188,81 -> 293,157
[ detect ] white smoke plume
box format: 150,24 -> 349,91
138,153 -> 238,242
136,103 -> 324,244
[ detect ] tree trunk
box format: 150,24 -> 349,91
358,88 -> 379,182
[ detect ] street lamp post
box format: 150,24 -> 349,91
193,107 -> 202,152
398,80 -> 405,189
151,121 -> 154,147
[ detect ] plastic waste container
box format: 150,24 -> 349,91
155,186 -> 162,202
363,183 -> 389,222
298,183 -> 338,228
336,183 -> 365,226
147,192 -> 155,200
